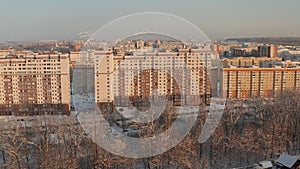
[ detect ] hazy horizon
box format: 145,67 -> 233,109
1,0 -> 300,41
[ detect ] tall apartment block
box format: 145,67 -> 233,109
95,49 -> 212,107
258,45 -> 278,58
0,54 -> 70,116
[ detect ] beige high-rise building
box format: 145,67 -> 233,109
223,67 -> 300,99
95,49 -> 212,107
0,54 -> 70,116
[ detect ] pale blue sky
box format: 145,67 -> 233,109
0,0 -> 300,41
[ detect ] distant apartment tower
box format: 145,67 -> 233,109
70,51 -> 95,95
213,44 -> 221,55
232,48 -> 247,57
95,49 -> 212,106
222,57 -> 282,68
0,54 -> 70,116
270,45 -> 278,58
258,45 -> 278,58
72,65 -> 95,94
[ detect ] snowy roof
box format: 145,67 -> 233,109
259,160 -> 273,168
276,153 -> 298,168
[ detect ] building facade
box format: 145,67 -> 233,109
222,57 -> 282,68
71,51 -> 96,95
258,45 -> 278,58
223,67 -> 300,98
0,54 -> 70,115
95,49 -> 212,107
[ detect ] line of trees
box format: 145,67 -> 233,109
0,91 -> 300,168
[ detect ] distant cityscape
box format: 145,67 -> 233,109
1,38 -> 300,115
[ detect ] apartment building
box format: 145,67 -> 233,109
95,49 -> 212,107
72,65 -> 94,95
222,57 -> 282,68
223,66 -> 300,99
258,45 -> 278,58
71,51 -> 97,95
0,54 -> 70,116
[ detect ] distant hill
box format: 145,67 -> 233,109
124,32 -> 180,42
